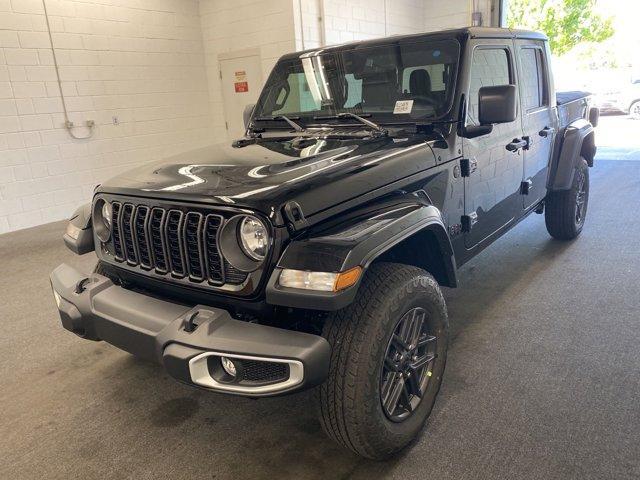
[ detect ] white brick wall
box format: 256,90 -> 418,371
0,0 -> 213,233
199,0 -> 296,140
297,0 -> 496,49
0,0 -> 497,234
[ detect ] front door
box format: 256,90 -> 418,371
515,40 -> 555,209
462,43 -> 524,249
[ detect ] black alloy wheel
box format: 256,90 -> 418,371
575,169 -> 587,224
380,307 -> 437,422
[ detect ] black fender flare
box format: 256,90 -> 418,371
63,203 -> 94,255
265,198 -> 456,311
548,119 -> 596,192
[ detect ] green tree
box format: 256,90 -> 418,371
506,0 -> 614,55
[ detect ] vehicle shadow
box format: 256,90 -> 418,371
96,224 -> 573,480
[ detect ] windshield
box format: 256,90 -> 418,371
253,39 -> 460,126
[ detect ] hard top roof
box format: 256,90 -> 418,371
280,27 -> 547,60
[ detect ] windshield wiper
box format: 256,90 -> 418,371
313,112 -> 387,135
254,115 -> 304,132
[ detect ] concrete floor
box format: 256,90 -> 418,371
1,154 -> 639,479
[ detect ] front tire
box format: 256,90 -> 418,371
317,263 -> 449,459
545,157 -> 589,240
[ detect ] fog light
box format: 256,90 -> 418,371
220,356 -> 237,377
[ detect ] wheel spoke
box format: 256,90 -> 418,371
409,310 -> 425,347
407,371 -> 422,398
399,310 -> 416,344
417,334 -> 436,348
381,373 -> 394,401
384,357 -> 400,372
401,385 -> 413,413
382,373 -> 405,414
391,334 -> 410,353
410,353 -> 436,371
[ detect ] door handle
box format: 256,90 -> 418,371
539,126 -> 555,137
505,138 -> 528,152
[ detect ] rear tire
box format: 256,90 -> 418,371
545,157 -> 589,240
630,100 -> 640,120
317,262 -> 448,459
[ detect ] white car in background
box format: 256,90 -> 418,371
596,79 -> 640,119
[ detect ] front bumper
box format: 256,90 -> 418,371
50,263 -> 330,397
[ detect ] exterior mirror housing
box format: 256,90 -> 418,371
243,103 -> 255,130
478,84 -> 517,125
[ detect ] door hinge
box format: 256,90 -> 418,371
520,179 -> 533,195
461,212 -> 478,232
460,158 -> 477,177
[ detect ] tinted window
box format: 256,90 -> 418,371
468,48 -> 511,125
520,47 -> 548,110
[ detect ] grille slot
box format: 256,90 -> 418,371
107,201 -> 249,287
203,214 -> 225,285
121,203 -> 137,265
184,212 -> 204,281
225,262 -> 248,284
165,210 -> 185,277
134,206 -> 151,269
111,202 -> 124,261
241,360 -> 289,383
149,208 -> 168,273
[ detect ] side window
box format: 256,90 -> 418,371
468,48 -> 512,125
344,73 -> 363,108
520,47 -> 548,111
272,73 -> 321,114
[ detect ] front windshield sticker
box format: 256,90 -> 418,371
393,100 -> 413,114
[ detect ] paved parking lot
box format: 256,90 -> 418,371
1,131 -> 639,479
596,114 -> 640,160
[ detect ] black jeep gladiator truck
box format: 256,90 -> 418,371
51,27 -> 598,459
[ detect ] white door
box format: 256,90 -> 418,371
219,54 -> 263,139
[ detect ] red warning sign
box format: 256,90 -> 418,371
234,81 -> 248,93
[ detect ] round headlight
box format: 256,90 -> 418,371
93,199 -> 112,242
238,216 -> 268,261
102,201 -> 112,229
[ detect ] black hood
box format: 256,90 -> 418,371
97,134 -> 438,226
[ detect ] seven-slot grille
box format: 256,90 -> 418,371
109,201 -> 247,286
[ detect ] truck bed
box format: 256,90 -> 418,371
557,90 -> 592,126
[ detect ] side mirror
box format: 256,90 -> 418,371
478,84 -> 517,125
243,103 -> 255,130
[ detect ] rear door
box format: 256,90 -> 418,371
515,40 -> 555,209
462,41 -> 525,249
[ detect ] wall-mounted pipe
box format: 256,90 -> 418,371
41,0 -> 94,140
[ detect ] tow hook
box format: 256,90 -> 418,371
75,277 -> 90,294
183,311 -> 200,333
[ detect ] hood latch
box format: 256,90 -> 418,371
283,201 -> 309,233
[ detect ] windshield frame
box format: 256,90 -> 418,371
252,37 -> 462,130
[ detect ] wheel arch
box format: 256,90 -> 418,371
265,198 -> 457,311
368,222 -> 457,289
548,119 -> 595,192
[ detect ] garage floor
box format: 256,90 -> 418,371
1,155 -> 639,479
